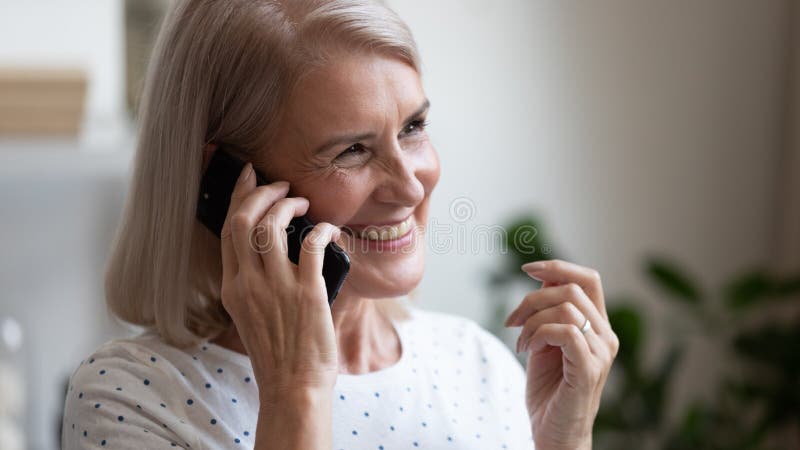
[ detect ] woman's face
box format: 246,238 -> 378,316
264,53 -> 440,299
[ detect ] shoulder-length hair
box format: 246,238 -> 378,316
105,0 -> 420,347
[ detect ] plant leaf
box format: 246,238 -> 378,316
608,304 -> 643,375
724,269 -> 800,310
504,215 -> 558,269
644,257 -> 701,304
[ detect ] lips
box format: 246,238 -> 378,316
343,215 -> 415,241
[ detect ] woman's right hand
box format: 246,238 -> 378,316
218,159 -> 341,402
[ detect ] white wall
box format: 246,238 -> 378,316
0,2 -> 129,449
0,0 -> 125,122
0,0 -> 792,448
389,0 -> 790,424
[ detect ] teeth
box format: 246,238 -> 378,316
358,217 -> 413,241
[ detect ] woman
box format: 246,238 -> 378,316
62,1 -> 618,449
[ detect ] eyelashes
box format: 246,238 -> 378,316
404,118 -> 430,135
334,118 -> 430,161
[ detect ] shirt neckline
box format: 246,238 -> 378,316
199,310 -> 412,386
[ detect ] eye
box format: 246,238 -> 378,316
335,143 -> 367,160
402,118 -> 429,135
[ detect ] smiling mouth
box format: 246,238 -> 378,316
342,215 -> 415,241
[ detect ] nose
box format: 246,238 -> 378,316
372,148 -> 426,207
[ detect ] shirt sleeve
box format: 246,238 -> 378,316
61,343 -> 197,449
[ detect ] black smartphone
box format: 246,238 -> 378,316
196,145 -> 350,305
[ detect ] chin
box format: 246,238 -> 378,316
339,246 -> 426,300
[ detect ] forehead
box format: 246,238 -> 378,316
282,54 -> 425,143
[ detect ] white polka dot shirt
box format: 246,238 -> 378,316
61,306 -> 534,449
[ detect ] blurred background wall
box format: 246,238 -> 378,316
0,1 -> 797,449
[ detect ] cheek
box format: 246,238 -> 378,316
296,174 -> 371,225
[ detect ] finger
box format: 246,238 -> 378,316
506,283 -> 611,337
297,222 -> 342,286
228,180 -> 291,272
516,301 -> 586,353
253,197 -> 310,267
521,259 -> 607,319
582,325 -> 612,365
220,162 -> 255,277
523,323 -> 597,389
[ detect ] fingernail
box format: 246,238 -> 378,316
522,261 -> 546,272
524,271 -> 544,282
238,163 -> 252,184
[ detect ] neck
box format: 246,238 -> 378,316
211,287 -> 402,375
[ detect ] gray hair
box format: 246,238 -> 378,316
105,0 -> 420,347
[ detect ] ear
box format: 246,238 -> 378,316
202,142 -> 218,173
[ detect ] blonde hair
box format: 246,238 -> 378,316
105,0 -> 421,347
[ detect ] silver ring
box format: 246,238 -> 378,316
579,318 -> 591,334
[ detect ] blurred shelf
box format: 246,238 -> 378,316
0,115 -> 137,180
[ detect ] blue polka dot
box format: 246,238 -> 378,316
160,403 -> 166,408
99,370 -> 106,375
231,398 -> 237,403
83,431 -> 87,437
150,356 -> 156,362
244,377 -> 251,383
374,392 -> 380,397
89,358 -> 95,364
101,439 -> 106,446
234,438 -> 240,444
379,446 -> 384,450
421,421 -> 427,427
94,403 -> 101,409
117,416 -> 124,422
210,419 -> 217,425
217,368 -> 223,373
244,431 -> 250,436
413,442 -> 419,447
339,394 -> 345,400
143,379 -> 150,386
399,406 -> 404,411
186,399 -> 194,405
364,411 -> 369,417
78,392 -> 83,399
390,425 -> 395,431
115,387 -> 122,391
205,383 -> 212,388
447,436 -> 453,441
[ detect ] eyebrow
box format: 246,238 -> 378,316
312,98 -> 431,155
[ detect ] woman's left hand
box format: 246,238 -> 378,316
504,259 -> 619,450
